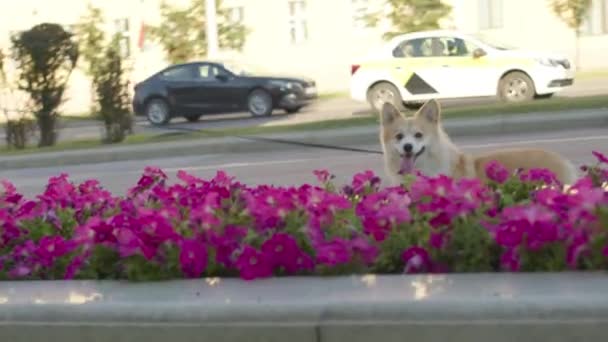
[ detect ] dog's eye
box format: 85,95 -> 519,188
414,132 -> 423,139
395,133 -> 404,140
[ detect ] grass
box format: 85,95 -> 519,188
2,94 -> 607,156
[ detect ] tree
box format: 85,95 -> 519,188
93,35 -> 133,144
147,0 -> 248,64
73,4 -> 106,77
11,23 -> 79,147
366,0 -> 452,40
1,48 -> 36,149
549,0 -> 592,70
73,4 -> 107,114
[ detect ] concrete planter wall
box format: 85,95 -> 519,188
1,272 -> 607,342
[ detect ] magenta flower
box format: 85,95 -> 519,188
429,231 -> 446,249
64,253 -> 89,280
349,235 -> 379,265
235,245 -> 273,280
315,238 -> 352,266
351,170 -> 381,194
179,239 -> 208,278
566,231 -> 588,269
313,169 -> 332,183
519,168 -> 559,185
261,233 -> 301,273
35,236 -> 70,267
500,248 -> 521,272
485,160 -> 509,183
401,246 -> 432,274
592,151 -> 608,164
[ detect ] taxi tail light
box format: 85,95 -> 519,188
351,64 -> 360,75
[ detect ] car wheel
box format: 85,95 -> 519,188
535,93 -> 554,99
498,72 -> 536,103
285,106 -> 302,114
368,82 -> 403,113
185,114 -> 202,122
248,89 -> 273,117
145,99 -> 171,126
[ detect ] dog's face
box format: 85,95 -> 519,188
380,99 -> 441,174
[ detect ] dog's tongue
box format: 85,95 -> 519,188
399,156 -> 416,175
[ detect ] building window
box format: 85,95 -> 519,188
288,0 -> 307,44
228,6 -> 244,24
581,0 -> 608,35
478,0 -> 503,30
114,18 -> 131,58
352,0 -> 369,29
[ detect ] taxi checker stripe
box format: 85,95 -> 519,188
405,72 -> 439,95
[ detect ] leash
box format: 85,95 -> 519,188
156,125 -> 385,155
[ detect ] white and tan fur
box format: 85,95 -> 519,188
380,99 -> 578,185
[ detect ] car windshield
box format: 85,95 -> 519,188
471,34 -> 515,50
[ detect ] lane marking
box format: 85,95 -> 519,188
461,135 -> 608,149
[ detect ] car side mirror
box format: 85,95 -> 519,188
473,48 -> 486,59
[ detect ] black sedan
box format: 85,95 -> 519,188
132,61 -> 318,125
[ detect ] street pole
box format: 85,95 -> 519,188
205,0 -> 219,59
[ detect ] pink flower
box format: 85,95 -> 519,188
566,232 -> 588,269
179,239 -> 208,278
519,168 -> 559,185
315,239 -> 352,266
235,245 -> 273,280
485,160 -> 509,183
429,232 -> 446,249
500,248 -> 520,272
401,246 -> 432,274
313,169 -> 332,184
350,235 -> 379,265
64,253 -> 89,280
592,151 -> 608,164
35,236 -> 70,267
261,233 -> 301,273
351,170 -> 381,194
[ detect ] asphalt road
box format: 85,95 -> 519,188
3,77 -> 606,144
2,127 -> 606,198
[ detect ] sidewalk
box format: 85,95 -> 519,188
1,108 -> 606,170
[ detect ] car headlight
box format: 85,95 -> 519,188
536,58 -> 560,67
269,80 -> 294,89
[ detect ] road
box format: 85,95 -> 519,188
3,77 -> 606,144
2,127 -> 606,197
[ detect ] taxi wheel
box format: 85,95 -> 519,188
498,72 -> 535,103
368,82 -> 403,113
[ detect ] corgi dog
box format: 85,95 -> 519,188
379,99 -> 578,185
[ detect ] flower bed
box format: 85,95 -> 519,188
1,152 -> 607,281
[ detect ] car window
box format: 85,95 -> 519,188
392,37 -> 445,58
196,64 -> 221,82
438,37 -> 481,57
161,65 -> 196,80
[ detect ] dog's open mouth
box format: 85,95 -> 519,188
398,146 -> 426,175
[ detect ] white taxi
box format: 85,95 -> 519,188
350,30 -> 575,111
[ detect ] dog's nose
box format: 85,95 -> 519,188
403,143 -> 413,153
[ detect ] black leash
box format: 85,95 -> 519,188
156,125 -> 385,155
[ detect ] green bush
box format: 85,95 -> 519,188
11,23 -> 78,147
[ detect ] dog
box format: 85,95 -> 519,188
380,99 -> 578,186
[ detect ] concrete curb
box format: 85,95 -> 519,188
1,273 -> 608,342
1,108 -> 606,170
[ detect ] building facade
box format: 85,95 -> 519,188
0,0 -> 607,116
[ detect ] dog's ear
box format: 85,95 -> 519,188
381,102 -> 401,125
416,99 -> 441,124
